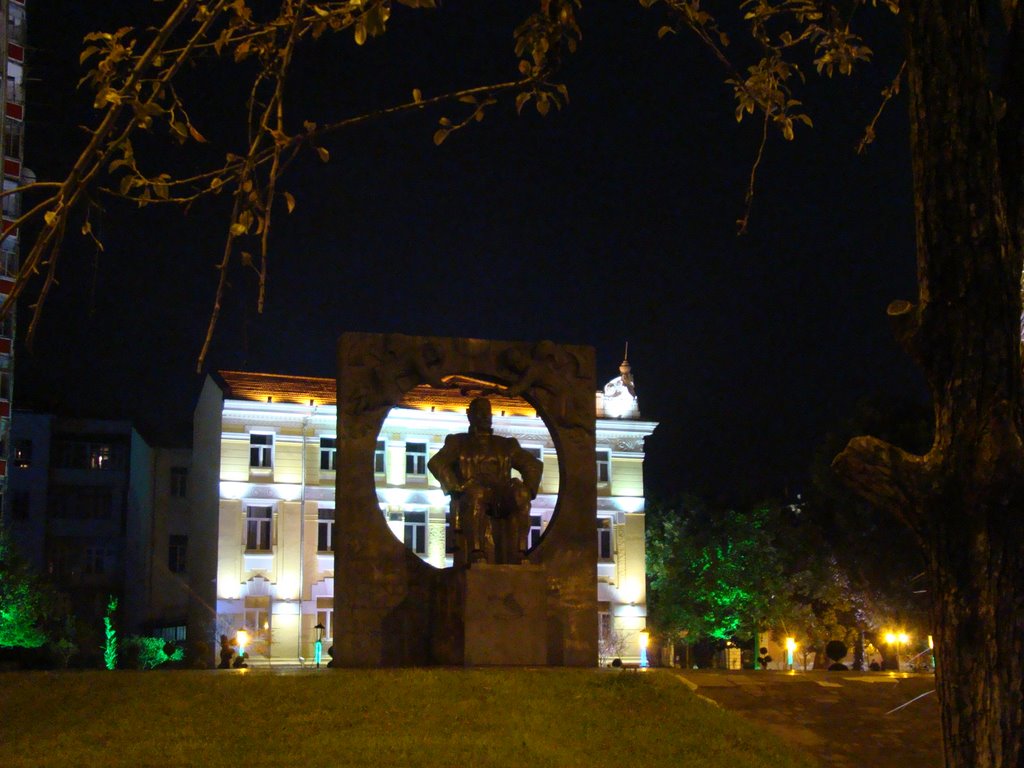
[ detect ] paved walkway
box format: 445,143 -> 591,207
673,669 -> 942,768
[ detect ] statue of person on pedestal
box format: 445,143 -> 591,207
428,397 -> 543,565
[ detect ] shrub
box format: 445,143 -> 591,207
120,636 -> 184,670
825,640 -> 848,663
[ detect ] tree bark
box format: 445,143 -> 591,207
833,1 -> 1024,766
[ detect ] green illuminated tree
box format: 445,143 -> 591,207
647,504 -> 790,644
0,529 -> 49,649
103,596 -> 118,670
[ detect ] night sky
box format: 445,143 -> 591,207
16,1 -> 925,504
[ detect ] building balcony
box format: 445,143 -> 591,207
4,80 -> 24,104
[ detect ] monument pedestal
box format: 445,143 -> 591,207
463,564 -> 547,666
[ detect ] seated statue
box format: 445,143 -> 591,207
428,397 -> 543,565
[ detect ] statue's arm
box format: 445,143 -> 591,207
510,440 -> 544,499
428,434 -> 462,495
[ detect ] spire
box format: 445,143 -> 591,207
619,342 -> 635,396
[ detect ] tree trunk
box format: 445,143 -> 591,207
833,1 -> 1024,766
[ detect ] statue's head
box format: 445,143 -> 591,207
467,397 -> 492,433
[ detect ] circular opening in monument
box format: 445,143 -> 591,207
375,382 -> 559,569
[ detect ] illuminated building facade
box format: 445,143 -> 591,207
191,361 -> 656,665
0,0 -> 26,515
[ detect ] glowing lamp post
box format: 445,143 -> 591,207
638,628 -> 650,668
314,622 -> 326,669
236,629 -> 249,660
884,631 -> 909,671
785,637 -> 796,670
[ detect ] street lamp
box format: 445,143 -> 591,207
785,637 -> 796,671
884,631 -> 909,671
236,629 -> 249,660
638,628 -> 650,669
314,622 -> 326,669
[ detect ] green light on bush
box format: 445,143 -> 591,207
0,531 -> 49,649
128,636 -> 184,669
103,596 -> 118,670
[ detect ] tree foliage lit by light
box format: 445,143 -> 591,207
103,596 -> 118,670
124,635 -> 184,669
647,505 -> 788,642
0,530 -> 49,649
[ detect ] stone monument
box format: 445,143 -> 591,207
332,333 -> 597,667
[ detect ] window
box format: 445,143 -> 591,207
11,490 -> 28,520
52,440 -> 124,470
84,546 -> 109,575
156,625 -> 186,643
47,486 -> 113,519
0,240 -> 16,277
170,466 -> 188,498
249,433 -> 273,468
317,508 -> 335,552
374,440 -> 387,473
48,543 -> 72,580
13,438 -> 31,468
0,367 -> 11,400
168,534 -> 188,573
529,514 -> 543,551
81,487 -> 113,519
244,606 -> 269,635
404,510 -> 427,554
245,505 -> 273,551
598,518 -> 613,560
0,312 -> 13,338
3,119 -> 23,157
320,437 -> 337,471
599,612 -> 613,644
2,179 -> 18,218
89,444 -> 112,470
405,442 -> 427,477
596,450 -> 610,483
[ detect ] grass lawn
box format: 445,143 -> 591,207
0,668 -> 816,768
